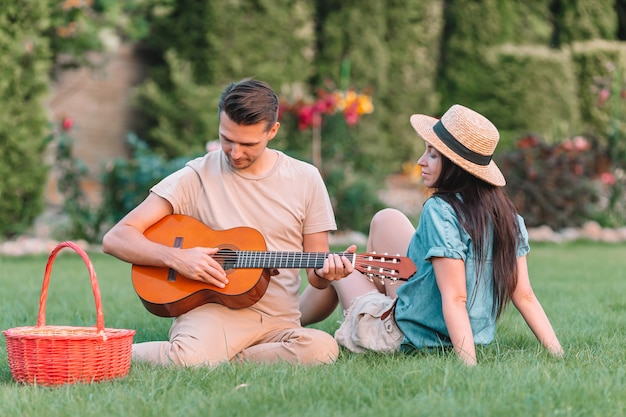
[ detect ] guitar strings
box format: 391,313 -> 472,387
210,252 -> 401,260
208,252 -> 405,279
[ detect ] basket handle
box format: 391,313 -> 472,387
37,241 -> 105,333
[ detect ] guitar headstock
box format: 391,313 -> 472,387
354,252 -> 417,284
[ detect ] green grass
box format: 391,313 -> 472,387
1,242 -> 625,417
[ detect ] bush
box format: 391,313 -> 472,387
132,51 -> 222,159
591,167 -> 626,227
132,0 -> 316,160
102,133 -> 197,223
552,0 -> 617,44
0,2 -> 52,238
499,134 -> 600,229
484,45 -> 581,145
571,40 -> 626,154
324,168 -> 387,234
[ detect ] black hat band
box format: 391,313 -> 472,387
433,120 -> 492,166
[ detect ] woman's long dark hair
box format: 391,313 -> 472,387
432,155 -> 521,318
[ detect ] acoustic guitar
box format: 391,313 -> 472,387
131,214 -> 417,317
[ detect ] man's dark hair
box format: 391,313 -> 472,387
218,78 -> 279,131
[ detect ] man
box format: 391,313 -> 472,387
103,78 -> 355,367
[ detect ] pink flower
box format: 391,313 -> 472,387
343,102 -> 360,126
597,88 -> 610,106
600,172 -> 617,186
314,92 -> 337,114
61,116 -> 73,131
572,136 -> 590,151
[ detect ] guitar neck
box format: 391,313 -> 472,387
219,250 -> 354,269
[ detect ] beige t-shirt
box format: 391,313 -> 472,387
150,150 -> 337,320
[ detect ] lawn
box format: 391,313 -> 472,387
1,241 -> 625,417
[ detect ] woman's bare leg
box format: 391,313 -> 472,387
333,208 -> 415,310
299,208 -> 415,326
365,208 -> 415,299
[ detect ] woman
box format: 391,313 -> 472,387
299,104 -> 564,365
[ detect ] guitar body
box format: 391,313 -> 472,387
132,215 -> 271,317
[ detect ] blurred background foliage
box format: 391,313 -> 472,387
2,0 -> 626,241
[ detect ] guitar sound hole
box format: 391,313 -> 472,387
217,248 -> 237,270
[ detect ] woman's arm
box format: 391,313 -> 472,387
433,257 -> 477,366
511,256 -> 564,357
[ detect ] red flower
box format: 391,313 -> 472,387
61,116 -> 74,131
297,105 -> 316,131
278,103 -> 289,120
560,139 -> 574,152
279,85 -> 373,130
573,163 -> 584,176
516,135 -> 540,149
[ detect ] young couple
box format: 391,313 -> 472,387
103,78 -> 563,368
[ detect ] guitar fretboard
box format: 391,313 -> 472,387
217,250 -> 354,269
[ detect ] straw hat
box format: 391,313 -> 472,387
410,104 -> 506,186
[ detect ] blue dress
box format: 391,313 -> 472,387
394,196 -> 530,351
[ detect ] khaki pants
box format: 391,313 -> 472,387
335,291 -> 404,353
133,303 -> 339,367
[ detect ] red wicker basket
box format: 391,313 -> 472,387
3,241 -> 135,386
